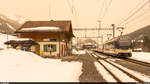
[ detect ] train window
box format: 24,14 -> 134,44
119,41 -> 131,46
104,43 -> 115,50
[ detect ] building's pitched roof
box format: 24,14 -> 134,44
15,20 -> 74,37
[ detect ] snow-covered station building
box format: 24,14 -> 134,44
15,20 -> 74,57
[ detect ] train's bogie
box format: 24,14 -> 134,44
116,53 -> 132,58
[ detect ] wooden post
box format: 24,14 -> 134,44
70,37 -> 73,56
101,35 -> 103,44
59,32 -> 61,57
112,24 -> 115,38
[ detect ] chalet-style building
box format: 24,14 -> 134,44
15,20 -> 74,57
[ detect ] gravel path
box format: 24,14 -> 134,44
61,54 -> 106,82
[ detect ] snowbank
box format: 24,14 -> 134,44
0,49 -> 82,82
0,33 -> 31,49
131,52 -> 150,63
0,33 -> 17,49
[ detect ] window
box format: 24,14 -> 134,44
50,38 -> 57,41
43,44 -> 56,52
43,38 -> 57,42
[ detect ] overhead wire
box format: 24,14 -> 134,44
96,0 -> 112,28
72,0 -> 80,27
100,0 -> 112,21
125,8 -> 150,25
67,0 -> 79,27
127,9 -> 150,28
117,0 -> 150,26
96,0 -> 113,42
97,0 -> 106,20
94,0 -> 106,28
117,0 -> 145,26
49,0 -> 52,20
67,0 -> 73,14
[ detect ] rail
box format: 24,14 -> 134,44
89,51 -> 144,82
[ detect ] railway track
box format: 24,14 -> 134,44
88,51 -> 145,82
94,51 -> 150,68
125,58 -> 150,68
93,56 -> 122,82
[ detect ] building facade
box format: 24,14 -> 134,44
15,20 -> 74,57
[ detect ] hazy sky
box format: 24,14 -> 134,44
0,0 -> 150,38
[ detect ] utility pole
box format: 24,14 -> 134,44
97,20 -> 101,50
101,35 -> 103,44
85,28 -> 87,38
98,20 -> 101,36
107,34 -> 112,40
111,24 -> 115,38
97,20 -> 101,43
6,27 -> 8,48
77,37 -> 79,50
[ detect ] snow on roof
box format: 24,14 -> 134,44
10,38 -> 30,41
134,48 -> 142,50
6,23 -> 16,31
21,27 -> 60,31
0,46 -> 3,49
87,43 -> 92,44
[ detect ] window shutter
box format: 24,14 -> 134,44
44,45 -> 47,52
53,45 -> 56,52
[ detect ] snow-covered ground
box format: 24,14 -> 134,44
0,49 -> 82,82
0,33 -> 82,82
72,49 -> 86,55
131,52 -> 150,63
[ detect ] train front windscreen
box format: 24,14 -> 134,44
117,36 -> 132,49
118,40 -> 132,47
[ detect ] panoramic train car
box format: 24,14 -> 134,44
95,36 -> 133,58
